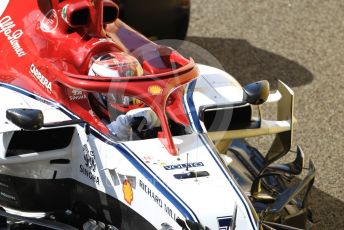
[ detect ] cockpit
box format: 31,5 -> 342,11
84,46 -> 194,144
32,0 -> 200,155
83,45 -> 198,155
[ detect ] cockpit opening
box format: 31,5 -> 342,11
88,92 -> 192,142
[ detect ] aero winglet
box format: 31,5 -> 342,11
207,80 -> 295,141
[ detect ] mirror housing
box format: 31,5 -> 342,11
6,108 -> 44,131
103,1 -> 119,24
243,80 -> 270,105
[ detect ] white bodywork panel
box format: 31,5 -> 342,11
0,62 -> 266,230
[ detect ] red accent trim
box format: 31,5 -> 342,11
166,89 -> 190,126
0,0 -> 198,156
58,59 -> 199,155
110,103 -> 145,114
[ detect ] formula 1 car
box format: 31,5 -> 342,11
0,0 -> 315,229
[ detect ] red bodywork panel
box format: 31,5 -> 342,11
0,0 -> 199,155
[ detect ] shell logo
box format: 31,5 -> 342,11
122,179 -> 133,205
148,85 -> 162,95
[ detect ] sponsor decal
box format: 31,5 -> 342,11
122,179 -> 133,205
80,165 -> 99,185
217,216 -> 232,230
80,144 -> 100,185
118,174 -> 136,189
29,64 -> 52,93
139,180 -> 182,221
69,89 -> 87,101
83,144 -> 96,172
148,85 -> 162,95
0,16 -> 26,57
41,9 -> 58,32
163,162 -> 204,170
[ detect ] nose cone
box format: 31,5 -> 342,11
124,134 -> 258,229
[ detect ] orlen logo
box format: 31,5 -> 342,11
0,16 -> 26,57
30,64 -> 52,93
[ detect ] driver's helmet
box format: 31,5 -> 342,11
88,52 -> 144,115
89,52 -> 143,78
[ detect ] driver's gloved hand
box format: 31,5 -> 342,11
107,108 -> 160,141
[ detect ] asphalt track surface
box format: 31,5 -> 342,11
187,1 -> 344,229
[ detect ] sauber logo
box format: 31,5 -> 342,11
0,16 -> 26,57
29,64 -> 52,93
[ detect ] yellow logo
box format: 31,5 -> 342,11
148,85 -> 162,95
122,179 -> 133,205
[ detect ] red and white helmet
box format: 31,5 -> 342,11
88,52 -> 144,117
88,52 -> 143,77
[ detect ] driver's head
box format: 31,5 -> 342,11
88,52 -> 144,116
88,52 -> 143,77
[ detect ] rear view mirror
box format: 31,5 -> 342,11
61,1 -> 119,27
243,80 -> 270,105
103,1 -> 119,24
61,1 -> 90,27
6,108 -> 44,131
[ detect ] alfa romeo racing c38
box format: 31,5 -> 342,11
0,0 -> 316,229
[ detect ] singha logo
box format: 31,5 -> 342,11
72,89 -> 83,96
83,144 -> 96,172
